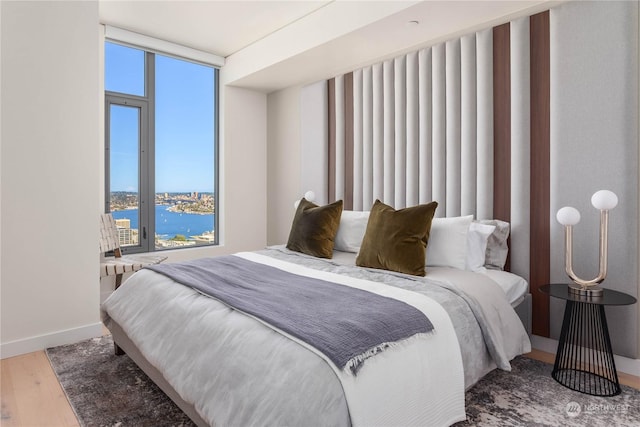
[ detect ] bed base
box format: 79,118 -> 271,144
107,319 -> 210,427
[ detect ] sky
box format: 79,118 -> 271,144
105,42 -> 216,193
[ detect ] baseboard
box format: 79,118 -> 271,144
531,334 -> 640,377
0,322 -> 103,359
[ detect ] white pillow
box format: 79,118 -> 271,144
426,215 -> 473,270
477,219 -> 510,270
334,210 -> 370,253
466,222 -> 496,272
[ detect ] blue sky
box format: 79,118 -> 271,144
106,42 -> 215,193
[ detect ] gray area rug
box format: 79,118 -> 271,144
46,335 -> 194,427
454,355 -> 639,426
47,335 -> 639,426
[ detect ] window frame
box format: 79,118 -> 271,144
104,42 -> 219,254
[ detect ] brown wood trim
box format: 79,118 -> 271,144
344,73 -> 354,210
493,23 -> 511,270
328,78 -> 336,203
530,11 -> 551,337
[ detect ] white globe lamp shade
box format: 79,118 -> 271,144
304,190 -> 316,202
557,207 -> 581,226
591,190 -> 618,210
294,199 -> 301,209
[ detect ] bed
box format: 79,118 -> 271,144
101,203 -> 532,427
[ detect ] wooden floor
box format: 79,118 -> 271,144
1,351 -> 79,427
1,347 -> 638,426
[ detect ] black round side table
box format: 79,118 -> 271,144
540,284 -> 636,396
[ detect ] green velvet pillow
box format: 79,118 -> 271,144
286,198 -> 344,258
356,200 -> 438,276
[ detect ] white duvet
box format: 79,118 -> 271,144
102,249 -> 530,427
237,252 -> 465,427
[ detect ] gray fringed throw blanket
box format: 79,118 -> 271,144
147,255 -> 433,374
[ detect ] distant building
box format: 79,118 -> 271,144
156,239 -> 196,249
115,218 -> 130,228
115,218 -> 137,246
191,231 -> 215,244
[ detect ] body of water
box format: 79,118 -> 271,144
112,205 -> 215,238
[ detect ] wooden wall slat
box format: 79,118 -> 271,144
530,11 -> 551,337
493,23 -> 511,271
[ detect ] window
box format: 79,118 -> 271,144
105,42 -> 219,252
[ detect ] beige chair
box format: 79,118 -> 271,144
99,213 -> 167,289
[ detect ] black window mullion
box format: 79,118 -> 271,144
213,68 -> 220,245
144,51 -> 156,252
138,98 -> 150,253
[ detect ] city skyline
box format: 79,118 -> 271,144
110,190 -> 215,213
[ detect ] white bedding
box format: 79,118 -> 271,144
480,269 -> 529,306
237,252 -> 465,426
331,248 -> 530,306
102,248 -> 530,427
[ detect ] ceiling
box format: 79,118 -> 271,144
99,0 -> 560,93
99,1 -> 334,57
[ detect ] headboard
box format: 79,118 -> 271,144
301,12 -> 551,337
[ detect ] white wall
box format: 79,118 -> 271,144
1,1 -> 269,357
1,1 -> 102,357
0,0 -> 3,347
216,84 -> 268,254
266,81 -> 330,246
300,81 -> 329,206
550,0 -> 639,359
266,86 -> 302,245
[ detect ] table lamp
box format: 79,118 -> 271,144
294,190 -> 316,209
556,190 -> 618,297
